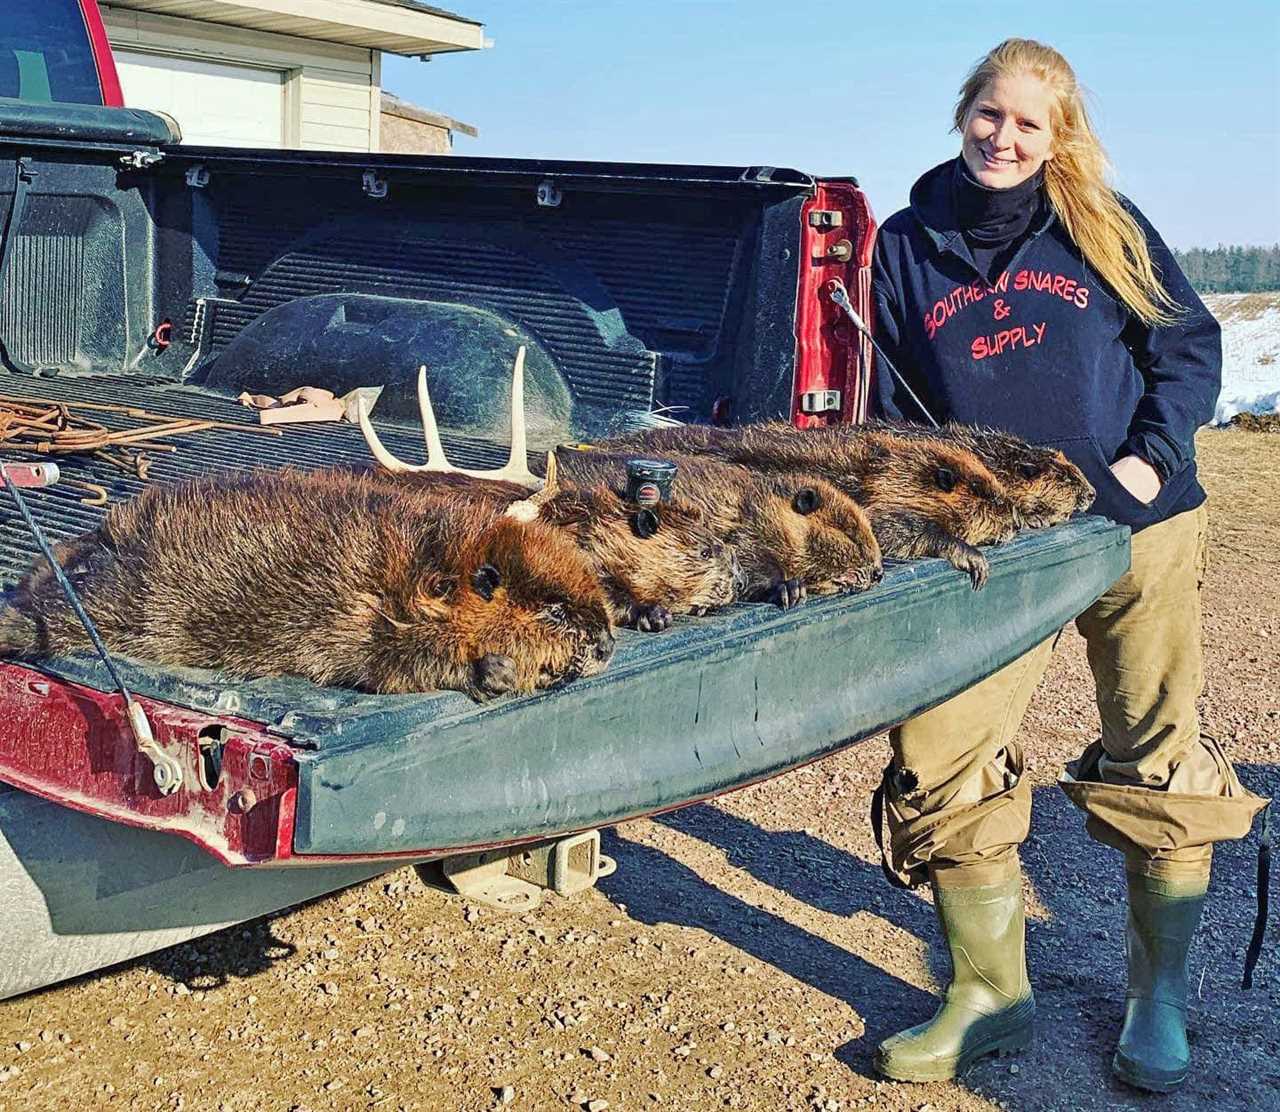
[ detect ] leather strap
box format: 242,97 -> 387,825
1243,802 -> 1272,990
871,761 -> 911,890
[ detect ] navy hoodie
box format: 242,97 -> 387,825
871,159 -> 1221,532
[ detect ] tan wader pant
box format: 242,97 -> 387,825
883,504 -> 1268,888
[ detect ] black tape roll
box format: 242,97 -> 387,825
625,458 -> 677,506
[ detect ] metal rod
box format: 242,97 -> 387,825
0,395 -> 282,435
826,280 -> 941,429
0,463 -> 134,700
0,393 -> 155,418
0,463 -> 182,793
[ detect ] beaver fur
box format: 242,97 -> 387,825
604,423 -> 1018,589
0,469 -> 615,700
555,448 -> 883,609
376,469 -> 743,633
861,419 -> 1095,528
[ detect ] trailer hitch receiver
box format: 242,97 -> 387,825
417,830 -> 617,912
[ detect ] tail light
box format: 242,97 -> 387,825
792,181 -> 878,427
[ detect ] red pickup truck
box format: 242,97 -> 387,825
0,2 -> 1128,998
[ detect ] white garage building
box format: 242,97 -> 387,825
99,0 -> 484,151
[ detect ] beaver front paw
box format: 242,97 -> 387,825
770,577 -> 806,609
950,544 -> 989,590
473,653 -> 519,699
631,602 -> 673,633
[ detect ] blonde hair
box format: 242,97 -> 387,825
954,38 -> 1178,325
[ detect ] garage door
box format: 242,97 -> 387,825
113,50 -> 284,148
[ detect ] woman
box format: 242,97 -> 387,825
869,38 -> 1266,1093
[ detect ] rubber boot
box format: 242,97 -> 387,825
875,866 -> 1035,1082
1112,869 -> 1208,1093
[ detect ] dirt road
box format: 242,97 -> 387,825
2,429 -> 1278,1112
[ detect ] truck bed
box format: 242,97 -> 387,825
0,371 -> 1129,863
0,103 -> 1129,870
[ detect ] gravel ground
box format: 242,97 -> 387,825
1,429 -> 1277,1112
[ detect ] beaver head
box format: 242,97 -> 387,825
858,431 -> 1019,546
537,485 -> 743,618
962,428 -> 1096,528
745,474 -> 884,595
376,505 -> 614,700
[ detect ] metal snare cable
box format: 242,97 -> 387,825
0,464 -> 182,793
827,279 -> 941,429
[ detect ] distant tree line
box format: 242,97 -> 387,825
1172,244 -> 1280,292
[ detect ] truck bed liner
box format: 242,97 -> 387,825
0,371 -> 514,585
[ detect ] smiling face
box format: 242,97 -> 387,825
960,72 -> 1056,188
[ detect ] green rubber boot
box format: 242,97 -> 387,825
875,867 -> 1035,1082
1112,870 -> 1209,1094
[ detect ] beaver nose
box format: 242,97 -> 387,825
594,628 -> 616,664
871,564 -> 885,584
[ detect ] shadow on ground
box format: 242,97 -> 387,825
598,826 -> 936,1039
141,917 -> 299,990
603,759 -> 1280,1110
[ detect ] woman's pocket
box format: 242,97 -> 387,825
1094,438 -> 1168,523
1039,436 -> 1165,530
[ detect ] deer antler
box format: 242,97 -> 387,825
357,346 -> 542,491
505,451 -> 559,522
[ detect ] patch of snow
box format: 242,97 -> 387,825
1204,293 -> 1280,424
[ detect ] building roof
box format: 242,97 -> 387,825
380,91 -> 477,138
104,0 -> 486,56
366,0 -> 482,28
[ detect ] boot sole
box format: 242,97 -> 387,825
874,1017 -> 1033,1083
1112,1049 -> 1188,1094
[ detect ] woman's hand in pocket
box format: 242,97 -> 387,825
1110,454 -> 1162,504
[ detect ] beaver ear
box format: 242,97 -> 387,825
792,487 -> 822,515
934,466 -> 957,493
407,575 -> 454,621
632,509 -> 660,539
1017,460 -> 1042,480
471,564 -> 502,600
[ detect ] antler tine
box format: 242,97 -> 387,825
357,395 -> 419,473
449,346 -> 540,490
415,364 -> 454,471
506,346 -> 529,470
359,356 -> 542,490
477,346 -> 541,490
530,450 -> 558,504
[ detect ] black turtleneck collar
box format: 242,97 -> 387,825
953,157 -> 1045,247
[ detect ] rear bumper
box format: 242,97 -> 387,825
0,516 -> 1129,866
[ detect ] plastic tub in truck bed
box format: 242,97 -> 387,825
0,374 -> 1131,866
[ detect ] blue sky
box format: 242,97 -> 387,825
384,1 -> 1279,249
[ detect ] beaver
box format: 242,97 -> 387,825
604,423 -> 1018,589
860,419 -> 1095,528
0,469 -> 615,701
374,468 -> 743,633
354,354 -> 742,632
554,448 -> 884,609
